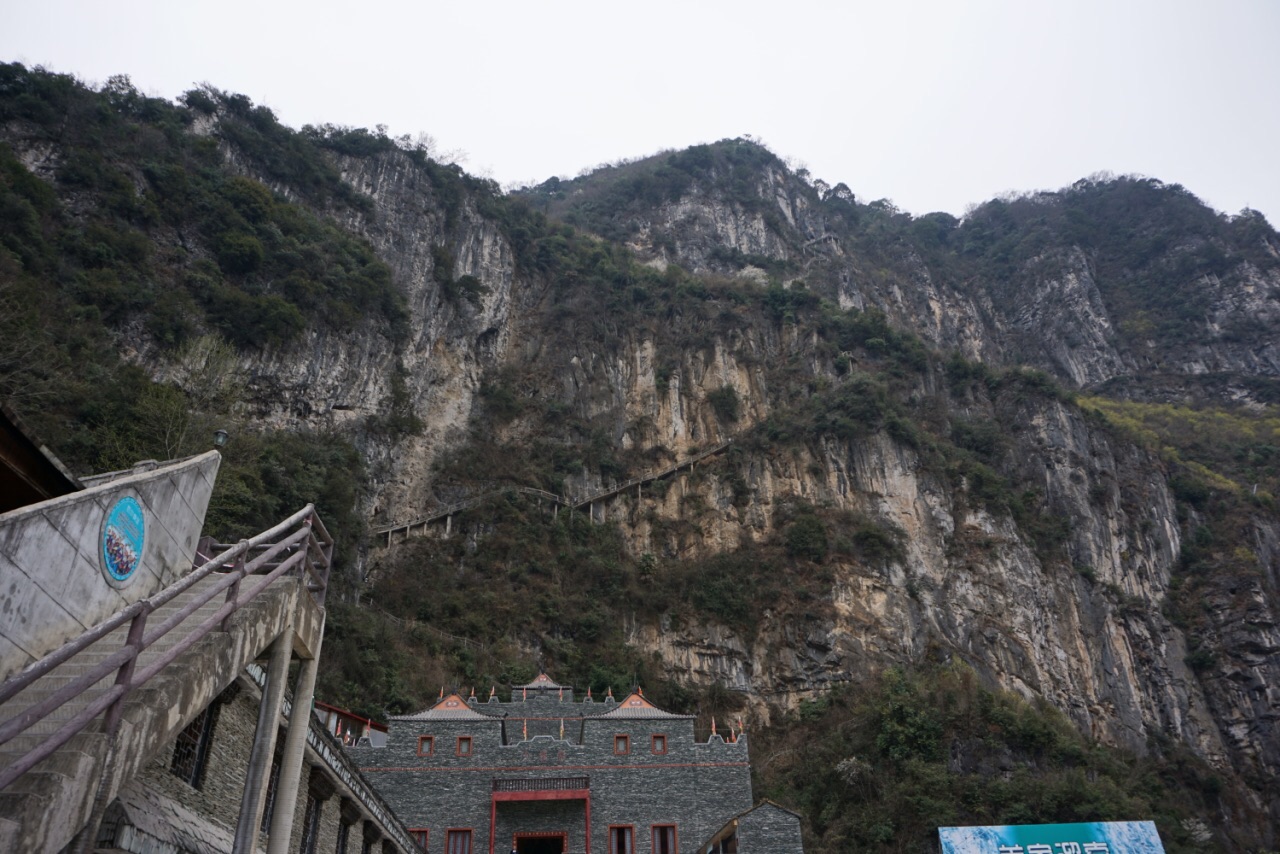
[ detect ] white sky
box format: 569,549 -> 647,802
3,0 -> 1278,224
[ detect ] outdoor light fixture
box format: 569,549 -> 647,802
212,429 -> 229,448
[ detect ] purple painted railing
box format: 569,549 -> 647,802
0,505 -> 333,792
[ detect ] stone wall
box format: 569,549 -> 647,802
106,669 -> 418,854
734,803 -> 803,854
356,699 -> 751,854
0,451 -> 219,682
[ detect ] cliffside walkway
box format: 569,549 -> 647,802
0,508 -> 334,853
375,439 -> 732,545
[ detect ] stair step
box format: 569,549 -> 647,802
0,745 -> 99,779
0,536 -> 310,852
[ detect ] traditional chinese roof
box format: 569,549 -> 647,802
391,693 -> 494,721
314,700 -> 388,732
701,800 -> 802,849
514,672 -> 569,690
594,691 -> 691,719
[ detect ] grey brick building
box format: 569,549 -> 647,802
351,674 -> 802,854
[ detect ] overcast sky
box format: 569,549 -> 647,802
3,0 -> 1278,223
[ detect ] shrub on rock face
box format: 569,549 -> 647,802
708,385 -> 739,423
217,232 -> 264,274
785,513 -> 828,561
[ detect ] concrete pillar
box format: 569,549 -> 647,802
266,628 -> 325,854
234,625 -> 294,854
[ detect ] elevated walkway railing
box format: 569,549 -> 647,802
0,504 -> 333,793
569,440 -> 732,509
375,440 -> 732,544
493,776 -> 590,793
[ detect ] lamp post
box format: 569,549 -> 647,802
213,428 -> 229,448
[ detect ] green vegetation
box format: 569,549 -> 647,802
0,64 -> 394,579
707,385 -> 740,423
0,65 -> 407,353
755,663 -> 1241,854
1078,397 -> 1279,505
531,138 -> 1279,377
325,504 -> 775,717
524,139 -> 790,244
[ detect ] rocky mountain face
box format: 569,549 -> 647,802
526,142 -> 1280,401
216,138 -> 528,520
246,135 -> 1280,834
2,70 -> 1277,847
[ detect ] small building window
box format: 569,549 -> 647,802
614,734 -> 630,755
299,791 -> 322,854
410,829 -> 429,851
456,736 -> 473,757
651,734 -> 667,755
170,701 -> 220,789
652,825 -> 677,854
418,735 -> 435,756
447,829 -> 473,854
261,742 -> 284,832
336,822 -> 351,854
609,826 -> 634,854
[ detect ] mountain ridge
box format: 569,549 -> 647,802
1,65 -> 1277,851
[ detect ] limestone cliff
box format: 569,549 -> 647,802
528,143 -> 1280,401
3,73 -> 1276,840
199,126 -> 1277,813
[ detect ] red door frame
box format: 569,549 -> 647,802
489,791 -> 590,854
512,831 -> 569,854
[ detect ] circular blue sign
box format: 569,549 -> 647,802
102,496 -> 146,583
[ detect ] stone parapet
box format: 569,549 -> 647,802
0,451 -> 220,682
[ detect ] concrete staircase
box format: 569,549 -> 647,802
0,573 -> 313,852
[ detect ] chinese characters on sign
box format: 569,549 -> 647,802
997,845 -> 1112,854
939,821 -> 1165,854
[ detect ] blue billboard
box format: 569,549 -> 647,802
939,821 -> 1165,854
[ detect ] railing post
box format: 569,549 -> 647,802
319,539 -> 333,609
103,604 -> 149,736
221,542 -> 247,632
69,602 -> 151,853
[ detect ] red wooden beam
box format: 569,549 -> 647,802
492,789 -> 590,803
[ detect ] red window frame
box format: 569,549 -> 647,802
613,734 -> 630,755
651,734 -> 667,755
447,829 -> 473,854
410,829 -> 429,851
651,825 -> 677,854
456,736 -> 473,757
417,736 -> 435,756
609,825 -> 635,854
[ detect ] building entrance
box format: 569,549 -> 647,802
516,834 -> 566,854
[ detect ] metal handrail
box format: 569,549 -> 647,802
0,505 -> 332,792
373,486 -> 573,537
376,440 -> 733,540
